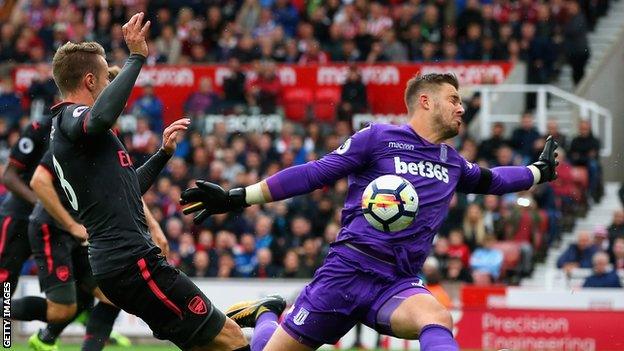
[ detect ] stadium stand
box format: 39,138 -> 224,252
0,0 -> 620,295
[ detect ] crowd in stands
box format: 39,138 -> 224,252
556,210 -> 624,288
0,0 -> 608,86
0,0 -> 616,287
0,77 -> 603,286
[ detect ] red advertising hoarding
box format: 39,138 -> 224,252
14,62 -> 512,125
455,308 -> 624,351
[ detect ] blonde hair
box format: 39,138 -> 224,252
52,41 -> 106,95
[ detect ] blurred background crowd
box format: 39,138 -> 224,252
0,0 -> 603,82
0,0 -> 620,291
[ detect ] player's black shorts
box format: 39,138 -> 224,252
28,221 -> 97,304
96,252 -> 226,350
0,215 -> 31,293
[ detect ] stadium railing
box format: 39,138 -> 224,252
473,84 -> 613,157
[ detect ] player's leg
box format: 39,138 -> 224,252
366,279 -> 458,351
189,318 -> 248,351
96,252 -> 247,350
230,251 -> 364,351
71,243 -> 124,351
261,326 -> 314,351
12,222 -> 77,323
0,216 -> 31,295
225,295 -> 286,351
29,287 -> 94,351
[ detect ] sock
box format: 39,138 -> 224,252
11,296 -> 48,321
234,346 -> 251,351
418,324 -> 459,351
81,303 -> 120,351
251,312 -> 279,351
39,288 -> 95,344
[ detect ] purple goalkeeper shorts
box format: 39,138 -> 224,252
282,244 -> 431,348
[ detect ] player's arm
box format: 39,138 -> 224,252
3,163 -> 38,205
3,124 -> 44,205
143,199 -> 169,256
181,126 -> 374,223
60,14 -> 150,140
458,136 -> 559,195
30,164 -> 88,241
135,118 -> 190,194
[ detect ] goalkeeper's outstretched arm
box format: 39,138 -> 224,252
458,135 -> 559,195
182,125 -> 375,222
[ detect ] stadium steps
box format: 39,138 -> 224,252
553,0 -> 624,90
587,1 -> 624,76
520,182 -> 621,289
547,2 -> 624,135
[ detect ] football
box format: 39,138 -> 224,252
361,175 -> 419,232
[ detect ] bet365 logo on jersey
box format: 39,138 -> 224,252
394,157 -> 449,183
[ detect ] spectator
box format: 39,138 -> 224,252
433,237 -> 450,274
156,25 -> 182,64
246,61 -> 283,114
298,40 -> 329,65
272,0 -> 299,38
132,83 -> 164,132
458,23 -> 483,60
511,113 -> 541,162
522,21 -> 555,110
178,233 -> 197,269
463,203 -> 487,251
557,231 -> 599,273
470,234 -> 504,281
217,251 -> 238,278
583,251 -> 622,288
594,225 -> 609,251
184,78 -> 221,117
381,30 -> 408,62
234,233 -> 258,277
222,149 -> 246,184
611,237 -> 624,271
447,228 -> 471,267
188,250 -> 216,277
478,122 -> 509,164
563,0 -> 590,85
299,237 -> 322,277
27,64 -> 58,117
569,120 -> 602,202
0,78 -> 23,127
280,249 -> 306,278
422,257 -> 453,308
130,117 -> 158,164
253,248 -> 280,278
608,210 -> 624,249
222,58 -> 247,114
287,216 -> 313,249
445,255 -> 473,283
547,120 -> 568,151
337,65 -> 367,121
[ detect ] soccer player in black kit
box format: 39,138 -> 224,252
0,111 -> 52,293
48,13 -> 270,351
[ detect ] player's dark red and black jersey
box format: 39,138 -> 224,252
50,102 -> 156,275
0,116 -> 52,219
29,150 -> 79,227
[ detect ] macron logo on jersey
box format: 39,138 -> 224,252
388,141 -> 415,150
394,157 -> 450,183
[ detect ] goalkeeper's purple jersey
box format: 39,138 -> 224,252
332,124 -> 480,272
267,123 -> 534,275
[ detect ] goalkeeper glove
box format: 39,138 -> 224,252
180,181 -> 249,223
530,135 -> 559,184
